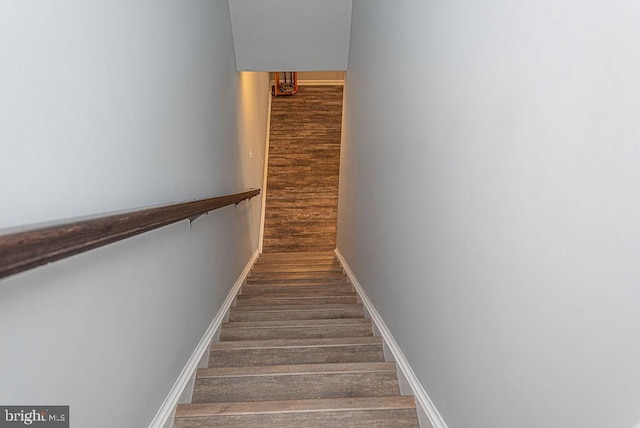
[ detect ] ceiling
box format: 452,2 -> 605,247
228,0 -> 352,71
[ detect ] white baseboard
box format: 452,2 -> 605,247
148,250 -> 259,428
334,249 -> 448,428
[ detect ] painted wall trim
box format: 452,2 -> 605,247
335,249 -> 448,428
257,90 -> 272,253
148,250 -> 259,428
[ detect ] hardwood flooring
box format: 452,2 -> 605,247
262,86 -> 343,252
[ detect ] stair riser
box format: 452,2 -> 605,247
250,270 -> 344,277
192,372 -> 400,403
253,262 -> 342,268
257,254 -> 337,259
220,324 -> 373,341
252,265 -> 343,273
253,266 -> 340,271
228,308 -> 364,322
173,409 -> 419,428
234,296 -> 358,306
210,345 -> 385,367
258,253 -> 336,261
240,287 -> 354,296
243,283 -> 352,291
247,276 -> 347,283
231,303 -> 361,312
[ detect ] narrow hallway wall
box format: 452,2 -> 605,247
338,1 -> 640,427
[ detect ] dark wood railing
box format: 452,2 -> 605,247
0,188 -> 260,281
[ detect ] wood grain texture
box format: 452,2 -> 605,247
234,294 -> 359,306
174,409 -> 419,428
209,337 -> 385,367
174,253 -> 419,427
197,361 -> 397,377
177,396 -> 416,416
192,363 -> 400,404
175,397 -> 418,428
219,318 -> 373,341
258,251 -> 337,260
262,86 -> 343,252
244,285 -> 352,293
192,372 -> 400,403
228,304 -> 364,322
0,189 -> 260,280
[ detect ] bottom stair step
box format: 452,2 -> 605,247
174,396 -> 419,428
192,362 -> 400,403
210,337 -> 385,367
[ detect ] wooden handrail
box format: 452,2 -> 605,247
0,188 -> 260,281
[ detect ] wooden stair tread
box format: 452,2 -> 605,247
256,255 -> 337,261
196,362 -> 397,378
220,323 -> 372,341
243,281 -> 351,288
222,318 -> 369,328
210,343 -> 385,367
191,363 -> 401,404
234,295 -> 358,306
243,284 -> 352,292
250,270 -> 343,276
246,277 -> 348,284
250,270 -> 345,276
211,336 -> 382,350
257,254 -> 337,259
228,304 -> 364,321
252,265 -> 342,271
231,303 -> 362,312
176,396 -> 417,417
251,268 -> 341,274
191,370 -> 401,403
247,280 -> 348,287
258,252 -> 336,261
239,287 -> 354,297
249,272 -> 344,279
253,261 -> 339,268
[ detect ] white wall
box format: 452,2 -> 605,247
297,71 -> 345,82
229,0 -> 352,71
0,2 -> 267,427
236,71 -> 271,248
339,1 -> 640,427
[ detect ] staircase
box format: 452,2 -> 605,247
173,251 -> 419,427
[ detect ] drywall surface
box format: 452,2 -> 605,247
297,71 -> 345,82
338,1 -> 640,427
229,0 -> 352,71
236,71 -> 271,249
0,2 -> 266,427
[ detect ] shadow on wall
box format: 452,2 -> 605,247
235,72 -> 271,251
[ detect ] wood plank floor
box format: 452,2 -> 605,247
174,252 -> 419,427
262,86 -> 343,252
